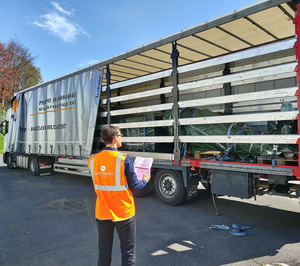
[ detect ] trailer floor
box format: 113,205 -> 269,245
0,155 -> 300,266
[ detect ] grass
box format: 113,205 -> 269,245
0,134 -> 3,154
0,113 -> 5,154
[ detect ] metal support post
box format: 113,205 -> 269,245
289,0 -> 300,11
294,5 -> 300,179
79,145 -> 82,157
160,78 -> 166,104
106,64 -> 112,125
171,42 -> 181,163
223,63 -> 232,114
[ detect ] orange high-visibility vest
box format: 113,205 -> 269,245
88,150 -> 135,221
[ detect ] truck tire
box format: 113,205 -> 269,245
7,154 -> 14,169
154,169 -> 186,205
29,156 -> 39,176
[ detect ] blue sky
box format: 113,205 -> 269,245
1,0 -> 258,83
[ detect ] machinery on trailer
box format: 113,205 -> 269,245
1,0 -> 300,206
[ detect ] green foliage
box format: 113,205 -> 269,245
0,134 -> 3,154
0,112 -> 5,154
0,39 -> 43,111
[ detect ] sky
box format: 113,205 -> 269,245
0,0 -> 259,83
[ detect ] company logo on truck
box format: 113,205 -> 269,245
30,124 -> 67,131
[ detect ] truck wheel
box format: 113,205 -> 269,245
29,157 -> 39,176
154,169 -> 186,205
7,154 -> 14,169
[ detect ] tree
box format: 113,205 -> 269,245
0,43 -> 18,111
19,63 -> 42,90
0,39 -> 43,111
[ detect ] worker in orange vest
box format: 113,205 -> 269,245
88,125 -> 150,266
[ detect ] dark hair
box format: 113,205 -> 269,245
101,125 -> 120,145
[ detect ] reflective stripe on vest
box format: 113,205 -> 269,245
95,153 -> 128,192
89,157 -> 96,191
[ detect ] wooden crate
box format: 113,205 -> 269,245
194,151 -> 221,159
257,156 -> 298,166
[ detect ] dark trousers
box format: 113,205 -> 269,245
96,216 -> 136,266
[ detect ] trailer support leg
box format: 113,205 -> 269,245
211,192 -> 220,216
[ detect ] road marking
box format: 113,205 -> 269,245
183,240 -> 196,246
167,243 -> 193,252
151,250 -> 168,256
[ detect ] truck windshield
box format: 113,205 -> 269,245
0,120 -> 8,135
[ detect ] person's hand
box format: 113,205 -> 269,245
143,173 -> 151,183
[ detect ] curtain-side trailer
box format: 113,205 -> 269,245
1,0 -> 300,206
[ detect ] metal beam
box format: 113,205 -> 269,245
138,54 -> 172,66
179,111 -> 299,125
120,151 -> 174,160
154,48 -> 194,63
179,87 -> 298,108
124,58 -> 164,71
97,120 -> 173,129
177,43 -> 211,58
110,39 -> 295,90
233,96 -> 297,107
199,162 -> 294,176
233,102 -> 297,113
244,17 -> 279,40
109,68 -> 139,78
178,63 -> 297,92
98,103 -> 173,117
106,65 -> 111,125
101,86 -> 172,104
216,26 -> 254,47
97,111 -> 298,129
113,62 -> 152,74
122,137 -> 174,143
171,42 -> 181,163
180,135 -> 299,144
192,34 -> 231,52
277,5 -> 295,20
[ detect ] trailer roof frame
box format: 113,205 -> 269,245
19,0 -> 295,94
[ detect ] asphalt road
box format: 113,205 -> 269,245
0,156 -> 300,266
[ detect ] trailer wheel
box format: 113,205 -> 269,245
7,154 -> 14,169
154,169 -> 186,205
29,157 -> 39,176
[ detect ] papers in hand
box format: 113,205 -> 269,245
134,156 -> 153,181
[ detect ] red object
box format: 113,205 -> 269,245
294,5 -> 300,178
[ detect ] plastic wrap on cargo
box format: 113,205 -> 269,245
163,108 -> 273,160
119,114 -> 157,152
267,102 -> 298,154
